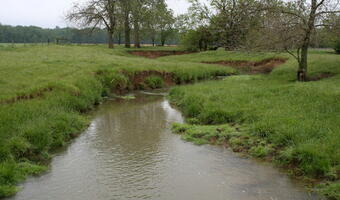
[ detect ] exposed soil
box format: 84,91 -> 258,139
129,50 -> 195,59
126,70 -> 174,89
0,87 -> 54,105
307,72 -> 335,81
203,58 -> 287,74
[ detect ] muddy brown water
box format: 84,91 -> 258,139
8,93 -> 319,200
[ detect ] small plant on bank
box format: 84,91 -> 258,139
249,145 -> 273,158
144,76 -> 164,89
318,181 -> 340,200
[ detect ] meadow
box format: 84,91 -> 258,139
0,44 -> 339,199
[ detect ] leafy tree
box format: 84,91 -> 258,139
210,0 -> 263,50
181,26 -> 214,51
67,0 -> 119,48
118,0 -> 132,47
131,0 -> 148,48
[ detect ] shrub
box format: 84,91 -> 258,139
180,30 -> 201,51
0,185 -> 17,198
144,76 -> 164,89
318,181 -> 340,200
8,137 -> 31,159
96,69 -> 129,92
294,144 -> 331,177
334,39 -> 340,54
277,147 -> 295,165
0,146 -> 11,163
249,145 -> 272,158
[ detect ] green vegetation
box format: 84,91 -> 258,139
335,39 -> 340,54
169,49 -> 340,199
144,76 -> 164,89
0,44 -> 234,198
319,181 -> 340,200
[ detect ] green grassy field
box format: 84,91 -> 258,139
0,44 -> 339,199
168,49 -> 340,199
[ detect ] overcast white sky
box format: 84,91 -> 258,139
0,0 -> 190,28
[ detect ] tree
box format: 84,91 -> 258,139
184,0 -> 263,50
144,0 -> 159,46
264,0 -> 340,81
118,0 -> 132,48
210,0 -> 263,50
158,4 -> 175,46
142,0 -> 176,46
67,0 -> 119,48
181,26 -> 214,51
131,0 -> 147,48
323,14 -> 340,53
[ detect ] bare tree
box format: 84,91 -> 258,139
67,0 -> 118,48
266,0 -> 340,81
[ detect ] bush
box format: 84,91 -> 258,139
294,144 -> 331,177
180,30 -> 201,51
334,39 -> 340,54
249,145 -> 272,158
0,185 -> 17,198
144,76 -> 164,89
318,181 -> 340,200
96,69 -> 129,93
8,137 -> 31,159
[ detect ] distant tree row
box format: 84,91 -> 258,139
0,23 -> 179,45
0,24 -> 108,44
67,0 -> 177,48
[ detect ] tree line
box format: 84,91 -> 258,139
0,24 -> 109,44
0,23 -> 179,45
67,0 -> 177,48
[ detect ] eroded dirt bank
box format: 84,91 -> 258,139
203,58 -> 287,74
129,50 -> 196,59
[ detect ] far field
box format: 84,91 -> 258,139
0,44 -> 339,199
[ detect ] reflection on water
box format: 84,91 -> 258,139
9,94 -> 318,200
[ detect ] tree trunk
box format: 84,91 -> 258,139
124,13 -> 131,48
298,46 -> 308,81
108,32 -> 114,49
204,41 -> 208,51
199,39 -> 203,51
160,32 -> 166,46
297,0 -> 318,82
152,38 -> 155,47
118,32 -> 121,45
134,21 -> 141,48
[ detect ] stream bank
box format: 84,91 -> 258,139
7,93 -> 318,200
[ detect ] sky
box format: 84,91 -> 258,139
0,0 -> 190,28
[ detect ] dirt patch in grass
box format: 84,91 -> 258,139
0,87 -> 54,105
307,72 -> 335,81
125,70 -> 174,90
129,50 -> 195,59
203,58 -> 287,74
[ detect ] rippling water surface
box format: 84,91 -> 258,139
9,94 -> 318,200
